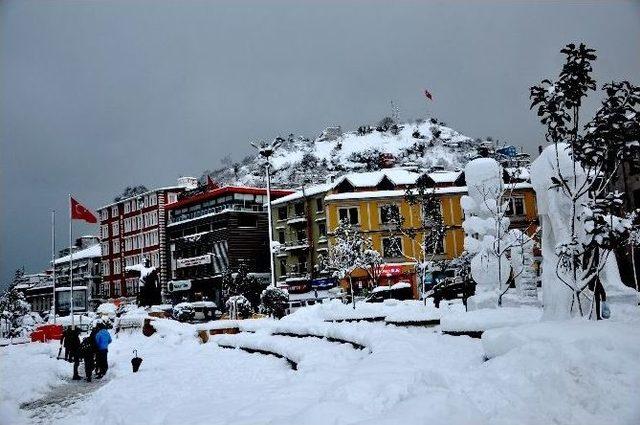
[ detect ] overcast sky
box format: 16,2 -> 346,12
1,0 -> 639,288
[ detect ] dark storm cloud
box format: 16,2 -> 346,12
2,0 -> 639,286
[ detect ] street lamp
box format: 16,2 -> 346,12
251,138 -> 283,288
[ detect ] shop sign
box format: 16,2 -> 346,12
176,255 -> 211,269
311,278 -> 337,288
168,280 -> 192,292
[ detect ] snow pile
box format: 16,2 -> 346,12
477,319 -> 640,424
440,307 -> 541,332
0,342 -> 68,423
96,303 -> 117,317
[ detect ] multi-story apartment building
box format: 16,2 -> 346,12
166,185 -> 292,304
50,235 -> 102,313
271,169 -> 424,292
96,178 -> 194,300
270,183 -> 334,292
14,273 -> 51,314
324,170 -> 538,296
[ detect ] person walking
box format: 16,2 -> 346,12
88,325 -> 101,376
79,334 -> 96,382
94,323 -> 112,379
67,327 -> 82,380
60,326 -> 72,361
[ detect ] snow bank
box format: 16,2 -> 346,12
477,319 -> 640,424
440,307 -> 541,332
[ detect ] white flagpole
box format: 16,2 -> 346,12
51,210 -> 56,324
69,194 -> 74,328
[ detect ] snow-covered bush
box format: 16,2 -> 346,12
225,295 -> 253,319
260,286 -> 288,319
0,286 -> 39,337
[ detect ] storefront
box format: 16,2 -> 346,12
55,286 -> 88,315
340,262 -> 418,298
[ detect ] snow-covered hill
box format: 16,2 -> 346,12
202,118 -> 491,188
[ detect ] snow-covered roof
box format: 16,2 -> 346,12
53,243 -> 101,265
335,168 -> 421,188
270,183 -> 333,206
428,171 -> 462,184
325,182 -> 533,202
98,185 -> 186,210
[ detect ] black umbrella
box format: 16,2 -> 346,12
131,349 -> 143,373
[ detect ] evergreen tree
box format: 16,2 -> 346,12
260,286 -> 288,319
0,285 -> 37,338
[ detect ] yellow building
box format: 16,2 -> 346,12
323,169 -> 538,295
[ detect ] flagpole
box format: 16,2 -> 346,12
69,194 -> 74,328
51,210 -> 56,324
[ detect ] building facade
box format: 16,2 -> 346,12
166,185 -> 292,304
96,179 -> 193,300
270,183 -> 333,292
270,167 -> 538,298
50,236 -> 102,314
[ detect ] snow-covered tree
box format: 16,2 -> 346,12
323,219 -> 372,309
387,173 -> 449,302
221,265 -> 264,312
530,43 -> 640,319
225,295 -> 253,319
0,285 -> 39,338
260,286 -> 288,319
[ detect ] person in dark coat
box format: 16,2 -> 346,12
60,326 -> 72,361
66,327 -> 82,380
94,323 -> 112,379
79,335 -> 96,382
88,325 -> 101,376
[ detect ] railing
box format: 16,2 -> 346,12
170,203 -> 265,224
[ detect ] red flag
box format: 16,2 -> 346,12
207,176 -> 219,190
70,197 -> 97,223
424,89 -> 433,101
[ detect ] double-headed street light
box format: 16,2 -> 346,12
251,138 -> 283,288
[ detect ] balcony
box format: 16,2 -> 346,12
170,203 -> 265,225
284,239 -> 309,251
286,214 -> 307,225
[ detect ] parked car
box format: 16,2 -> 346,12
172,302 -> 195,322
424,268 -> 475,307
364,282 -> 413,303
191,301 -> 218,321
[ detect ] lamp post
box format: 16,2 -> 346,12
251,138 -> 283,288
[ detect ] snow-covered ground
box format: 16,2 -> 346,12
2,301 -> 639,425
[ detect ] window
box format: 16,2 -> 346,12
279,259 -> 287,276
278,230 -> 286,244
278,207 -> 287,221
101,242 -> 109,256
167,193 -> 177,204
102,261 -> 110,276
111,206 -> 118,217
124,202 -> 131,214
318,222 -> 327,237
113,282 -> 121,297
382,237 -> 403,258
150,193 -> 158,206
294,202 -> 304,217
113,261 -> 121,275
111,222 -> 119,236
238,215 -> 257,228
505,197 -> 525,216
380,204 -> 400,225
316,198 -> 323,213
296,229 -> 306,242
338,207 -> 359,225
101,225 -> 109,239
112,240 -> 120,254
100,210 -> 108,221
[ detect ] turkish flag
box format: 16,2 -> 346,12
71,197 -> 97,223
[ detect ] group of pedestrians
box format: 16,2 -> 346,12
60,322 -> 112,382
